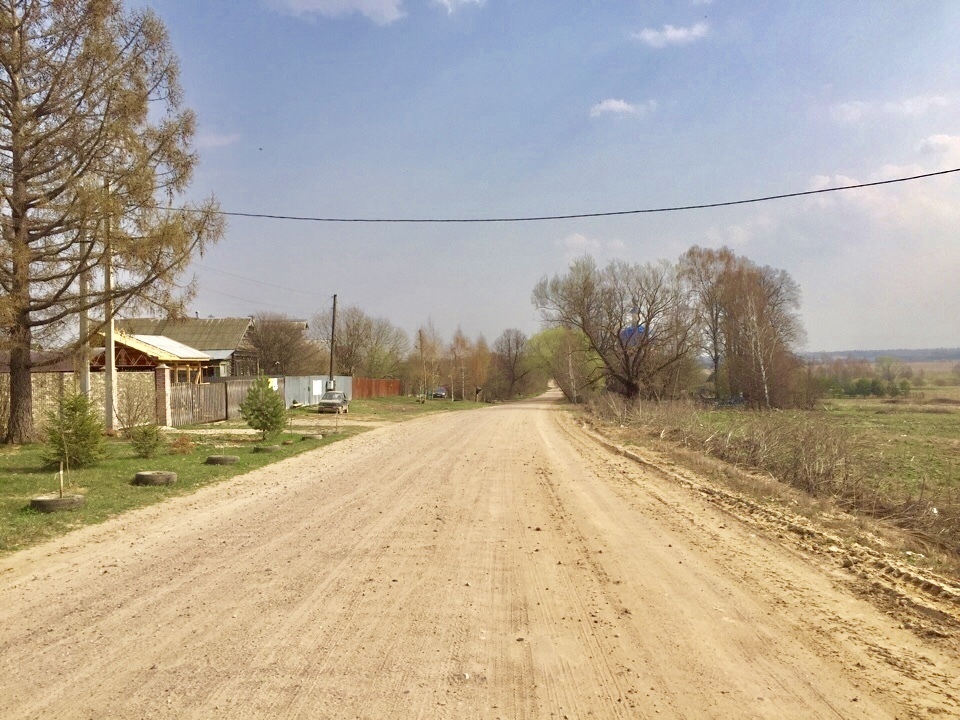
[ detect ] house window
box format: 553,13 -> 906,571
176,368 -> 188,383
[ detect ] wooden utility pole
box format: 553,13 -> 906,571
327,294 -> 337,390
103,183 -> 117,433
78,230 -> 90,396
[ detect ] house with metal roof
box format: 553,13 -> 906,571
114,317 -> 259,378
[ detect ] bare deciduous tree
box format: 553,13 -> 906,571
532,256 -> 696,399
493,328 -> 530,399
247,313 -> 321,376
679,245 -> 735,394
470,334 -> 490,401
722,263 -> 805,407
311,304 -> 407,378
412,320 -> 444,398
449,326 -> 471,400
0,1 -> 223,442
364,316 -> 409,378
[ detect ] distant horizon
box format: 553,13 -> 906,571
803,347 -> 960,360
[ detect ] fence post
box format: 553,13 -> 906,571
155,364 -> 172,427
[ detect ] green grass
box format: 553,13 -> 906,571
822,397 -> 960,492
0,395 -> 486,556
627,395 -> 960,494
0,427 -> 363,555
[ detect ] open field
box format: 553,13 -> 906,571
0,395 -> 482,555
823,396 -> 960,491
588,389 -> 960,565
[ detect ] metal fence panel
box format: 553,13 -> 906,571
283,375 -> 352,407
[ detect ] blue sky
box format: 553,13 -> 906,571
141,0 -> 960,351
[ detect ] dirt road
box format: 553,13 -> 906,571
2,390 -> 958,719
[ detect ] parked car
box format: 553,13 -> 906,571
317,391 -> 349,413
432,387 -> 447,399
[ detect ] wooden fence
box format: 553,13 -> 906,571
170,383 -> 225,427
351,377 -> 401,399
170,378 -> 285,426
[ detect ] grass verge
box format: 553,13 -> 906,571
1,394 -> 486,556
0,427 -> 362,556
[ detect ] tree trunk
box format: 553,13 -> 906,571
5,320 -> 33,445
5,105 -> 34,444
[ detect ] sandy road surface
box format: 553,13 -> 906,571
2,391 -> 959,719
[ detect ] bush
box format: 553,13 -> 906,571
130,424 -> 165,459
240,375 -> 287,441
168,434 -> 195,455
42,393 -> 106,468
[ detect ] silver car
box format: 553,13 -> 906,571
317,391 -> 349,414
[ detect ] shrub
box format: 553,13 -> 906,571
240,375 -> 287,441
168,434 -> 195,455
117,384 -> 155,437
130,424 -> 165,459
42,393 -> 106,468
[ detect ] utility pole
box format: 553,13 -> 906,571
103,182 -> 117,433
327,293 -> 337,391
419,329 -> 426,402
78,229 -> 90,396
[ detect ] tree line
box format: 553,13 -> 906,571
258,242 -> 815,410
245,309 -> 548,404
807,356 -> 960,397
532,246 -> 812,408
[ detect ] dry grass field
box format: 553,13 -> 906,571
587,382 -> 960,567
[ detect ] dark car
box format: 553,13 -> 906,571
317,391 -> 349,413
432,387 -> 447,399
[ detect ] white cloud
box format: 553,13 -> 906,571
884,95 -> 950,117
196,132 -> 242,149
634,22 -> 709,48
703,214 -> 778,249
701,149 -> 960,350
434,0 -> 484,13
269,0 -> 405,25
830,95 -> 951,125
589,98 -> 657,118
829,101 -> 870,125
919,133 -> 960,161
558,233 -> 626,263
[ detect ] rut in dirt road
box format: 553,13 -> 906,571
1,390 -> 958,719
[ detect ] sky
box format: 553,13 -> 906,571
139,0 -> 960,352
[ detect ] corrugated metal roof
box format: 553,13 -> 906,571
105,333 -> 210,362
204,350 -> 234,361
115,317 -> 252,352
132,335 -> 210,361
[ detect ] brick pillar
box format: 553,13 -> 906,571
155,364 -> 172,427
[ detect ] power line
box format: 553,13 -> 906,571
195,285 -> 320,313
176,167 -> 960,224
196,263 -> 334,298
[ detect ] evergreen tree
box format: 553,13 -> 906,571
43,393 -> 106,468
240,376 -> 287,441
